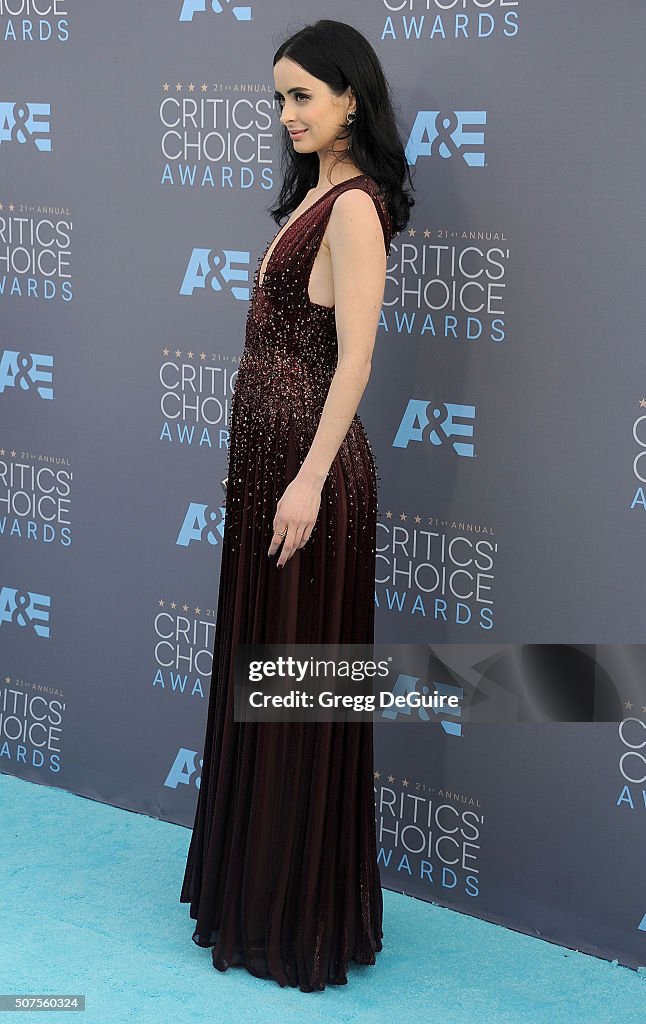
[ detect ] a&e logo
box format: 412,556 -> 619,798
381,671 -> 463,735
179,0 -> 252,22
180,248 -> 250,299
393,399 -> 476,456
0,351 -> 54,399
165,747 -> 202,789
0,101 -> 52,151
176,501 -> 226,547
0,587 -> 51,637
405,110 -> 486,166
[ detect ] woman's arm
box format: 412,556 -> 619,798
269,188 -> 387,567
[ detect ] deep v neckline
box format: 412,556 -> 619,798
257,174 -> 368,290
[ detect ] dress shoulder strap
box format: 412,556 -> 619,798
258,175 -> 393,309
315,175 -> 393,254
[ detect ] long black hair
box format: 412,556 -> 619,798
270,19 -> 415,236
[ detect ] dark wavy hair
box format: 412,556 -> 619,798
270,19 -> 415,235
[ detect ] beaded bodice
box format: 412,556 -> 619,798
233,174 -> 392,427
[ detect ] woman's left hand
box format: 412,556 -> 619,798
268,471 -> 323,567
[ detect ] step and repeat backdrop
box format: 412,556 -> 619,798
2,0 -> 645,971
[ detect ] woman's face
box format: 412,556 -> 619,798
273,56 -> 355,158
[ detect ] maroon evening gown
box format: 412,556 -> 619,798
180,174 -> 392,992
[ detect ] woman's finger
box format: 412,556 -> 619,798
276,525 -> 295,567
276,523 -> 307,567
298,526 -> 314,549
267,523 -> 288,557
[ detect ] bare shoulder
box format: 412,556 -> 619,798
331,184 -> 380,214
327,185 -> 383,237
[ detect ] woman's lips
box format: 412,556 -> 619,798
289,129 -> 307,138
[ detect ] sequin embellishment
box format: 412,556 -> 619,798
180,174 -> 393,992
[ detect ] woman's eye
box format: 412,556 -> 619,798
274,94 -> 308,108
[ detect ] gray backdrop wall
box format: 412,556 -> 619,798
2,0 -> 645,972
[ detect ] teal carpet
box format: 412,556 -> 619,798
1,772 -> 643,1024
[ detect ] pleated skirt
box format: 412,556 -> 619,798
180,409 -> 383,991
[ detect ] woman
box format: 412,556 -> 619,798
180,19 -> 414,992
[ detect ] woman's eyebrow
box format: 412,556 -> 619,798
273,87 -> 311,99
